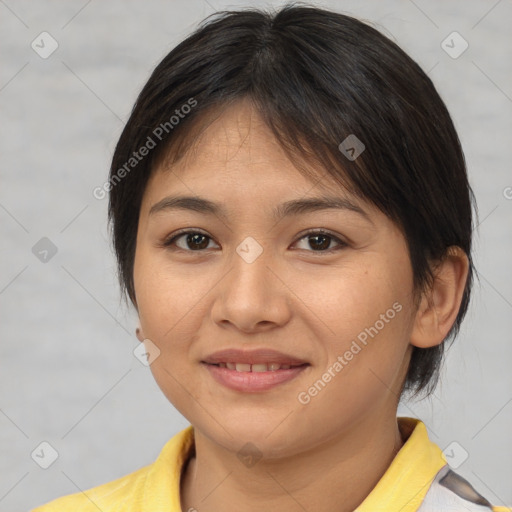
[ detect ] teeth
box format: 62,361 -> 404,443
216,362 -> 300,372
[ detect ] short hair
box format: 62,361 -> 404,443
108,3 -> 476,398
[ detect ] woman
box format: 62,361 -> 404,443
32,4 -> 510,511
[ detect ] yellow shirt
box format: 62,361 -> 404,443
31,417 -> 510,512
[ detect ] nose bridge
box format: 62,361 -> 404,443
228,235 -> 275,299
213,235 -> 289,330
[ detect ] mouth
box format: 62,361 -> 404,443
202,347 -> 309,367
201,361 -> 310,392
203,362 -> 309,372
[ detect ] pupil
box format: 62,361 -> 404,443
310,234 -> 330,251
188,234 -> 209,250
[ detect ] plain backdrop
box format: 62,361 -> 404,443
0,0 -> 511,510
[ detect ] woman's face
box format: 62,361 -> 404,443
133,100 -> 417,458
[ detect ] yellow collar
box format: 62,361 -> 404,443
146,417 -> 446,512
356,417 -> 446,511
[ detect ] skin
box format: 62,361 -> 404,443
133,99 -> 469,512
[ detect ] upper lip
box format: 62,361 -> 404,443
202,348 -> 309,366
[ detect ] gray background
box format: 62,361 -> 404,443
0,0 -> 511,510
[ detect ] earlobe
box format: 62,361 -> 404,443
410,246 -> 469,349
136,327 -> 145,342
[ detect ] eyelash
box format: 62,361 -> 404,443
161,228 -> 348,254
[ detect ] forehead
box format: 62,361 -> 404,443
140,104 -> 382,229
150,99 -> 347,196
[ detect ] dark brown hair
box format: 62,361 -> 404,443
108,3 -> 476,397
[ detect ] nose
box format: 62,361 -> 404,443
210,240 -> 292,334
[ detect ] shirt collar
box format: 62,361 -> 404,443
356,417 -> 447,512
143,417 -> 445,512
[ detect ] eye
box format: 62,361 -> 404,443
162,228 -> 347,254
293,229 -> 347,253
163,230 -> 217,251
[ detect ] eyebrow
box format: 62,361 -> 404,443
149,194 -> 372,223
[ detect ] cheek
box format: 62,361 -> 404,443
133,245 -> 213,355
133,247 -> 206,409
312,255 -> 414,391
318,261 -> 407,338
299,299 -> 412,422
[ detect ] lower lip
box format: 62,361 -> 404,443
203,363 -> 309,392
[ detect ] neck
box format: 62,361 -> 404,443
180,412 -> 405,512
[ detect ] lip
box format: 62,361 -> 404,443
201,348 -> 308,366
203,362 -> 309,392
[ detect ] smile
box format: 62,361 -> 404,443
203,362 -> 310,392
209,362 -> 306,372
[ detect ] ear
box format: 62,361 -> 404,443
135,326 -> 145,342
410,246 -> 469,349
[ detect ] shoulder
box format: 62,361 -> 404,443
30,464 -> 151,512
30,425 -> 195,512
376,418 -> 511,512
418,465 -> 511,512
